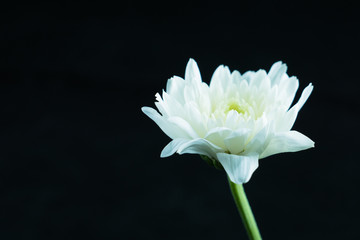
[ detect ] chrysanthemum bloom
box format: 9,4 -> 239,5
142,59 -> 314,184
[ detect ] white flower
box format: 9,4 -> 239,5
142,59 -> 314,184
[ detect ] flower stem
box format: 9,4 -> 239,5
228,177 -> 262,240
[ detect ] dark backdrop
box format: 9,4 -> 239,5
1,1 -> 359,239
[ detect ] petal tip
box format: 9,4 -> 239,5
160,151 -> 169,158
308,82 -> 314,90
186,58 -> 198,68
141,106 -> 151,114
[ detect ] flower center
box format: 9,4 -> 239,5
211,96 -> 256,121
225,101 -> 246,114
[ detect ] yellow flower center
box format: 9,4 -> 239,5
224,99 -> 249,114
226,101 -> 246,114
211,96 -> 256,120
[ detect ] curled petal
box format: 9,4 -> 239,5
260,130 -> 314,158
216,153 -> 259,184
161,138 -> 189,158
167,116 -> 199,139
142,107 -> 188,139
177,138 -> 223,159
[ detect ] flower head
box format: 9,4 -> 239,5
142,59 -> 314,184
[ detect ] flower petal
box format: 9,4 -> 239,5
278,76 -> 299,110
244,123 -> 271,155
142,107 -> 187,139
292,83 -> 313,112
268,61 -> 288,86
231,70 -> 242,82
185,58 -> 202,84
280,83 -> 313,131
204,127 -> 233,149
216,153 -> 259,184
260,130 -> 314,158
177,138 -> 223,159
209,65 -> 232,92
161,138 -> 189,158
224,128 -> 252,154
166,76 -> 186,104
249,70 -> 270,90
167,116 -> 199,139
242,70 -> 255,83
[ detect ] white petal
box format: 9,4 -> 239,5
260,130 -> 314,158
292,83 -> 313,111
154,94 -> 168,116
167,116 -> 199,139
204,127 -> 233,149
161,138 -> 189,158
185,58 -> 202,84
224,129 -> 251,154
184,101 -> 207,137
244,124 -> 271,155
161,90 -> 184,116
142,107 -> 186,139
278,76 -> 299,110
268,61 -> 288,86
209,65 -> 232,92
166,76 -> 186,104
225,110 -> 239,129
197,83 -> 212,115
242,70 -> 255,83
249,70 -> 270,89
216,153 -> 259,184
280,83 -> 313,131
177,138 -> 223,159
231,70 -> 242,82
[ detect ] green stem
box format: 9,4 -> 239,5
228,177 -> 262,240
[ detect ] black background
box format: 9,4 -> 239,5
1,1 -> 359,239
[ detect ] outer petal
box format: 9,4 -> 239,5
142,107 -> 188,139
260,130 -> 314,158
167,116 -> 199,139
177,138 -> 223,159
161,138 -> 189,158
279,83 -> 314,131
291,83 -> 313,112
216,153 -> 259,184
